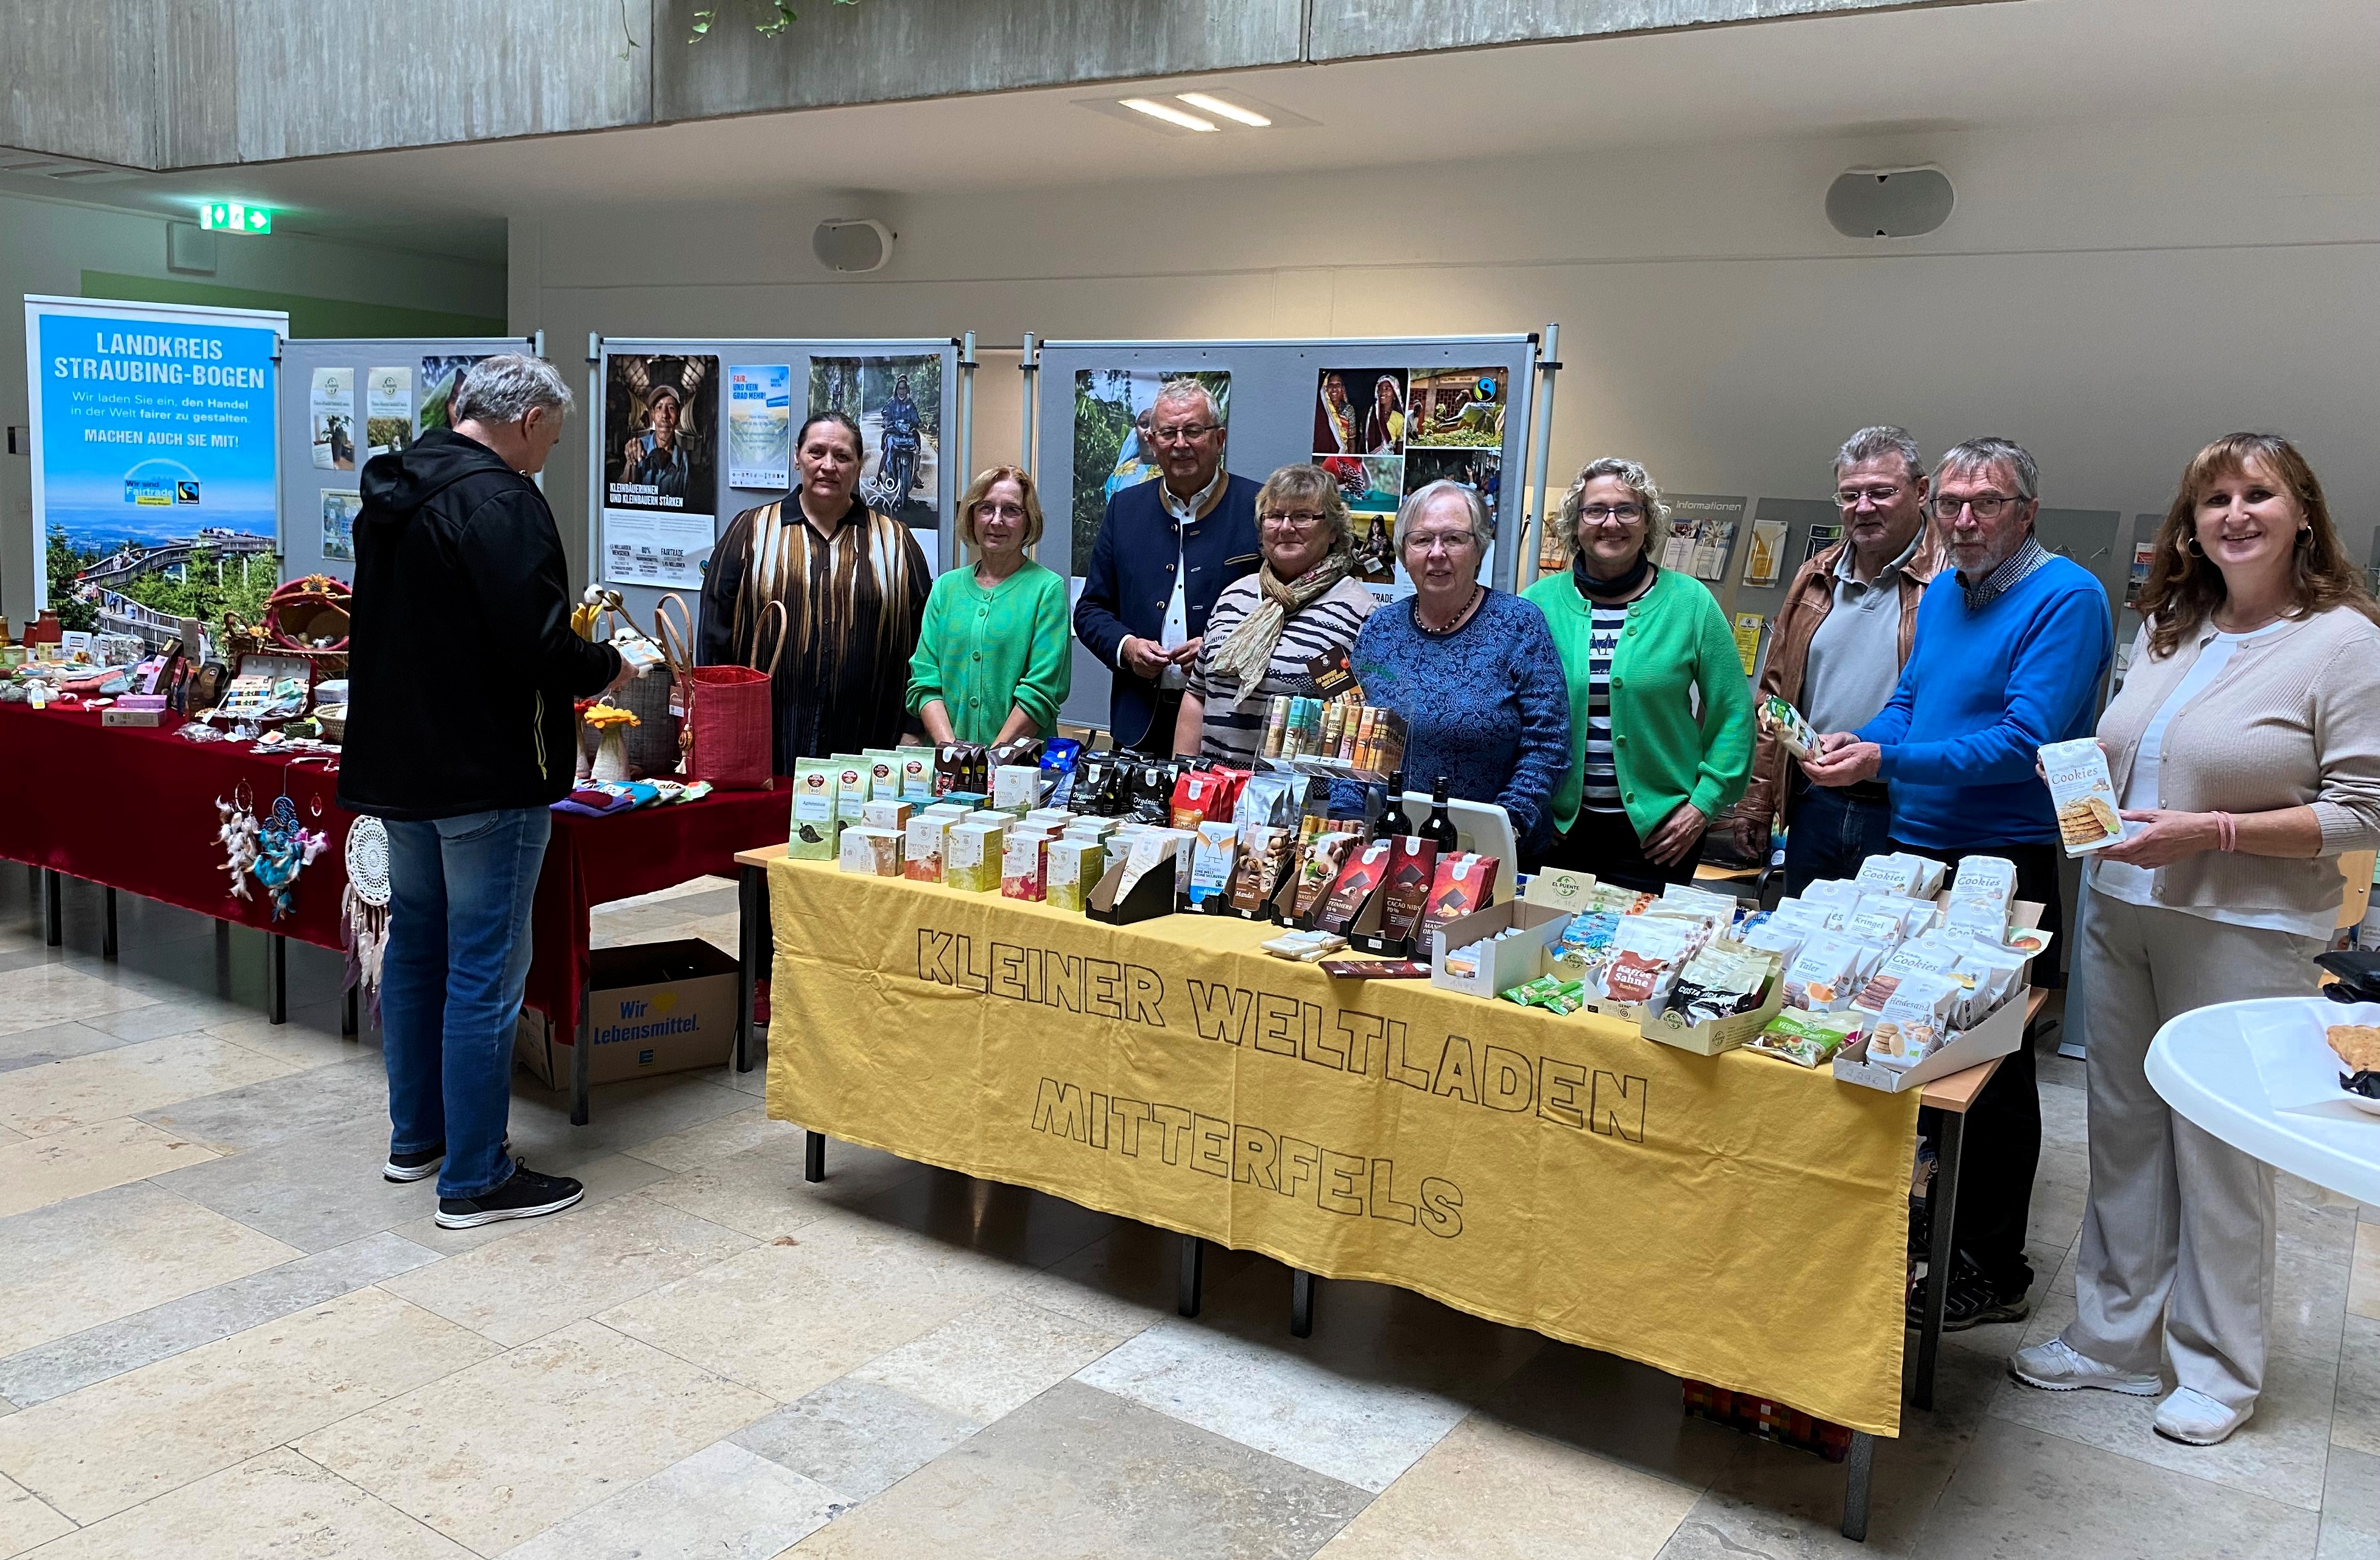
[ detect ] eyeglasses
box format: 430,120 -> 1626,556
1406,530 -> 1478,555
1836,485 -> 1904,509
1578,504 -> 1644,525
1261,510 -> 1327,532
1149,423 -> 1217,445
973,503 -> 1027,522
1933,493 -> 2021,521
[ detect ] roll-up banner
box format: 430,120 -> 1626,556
24,295 -> 286,631
1031,336 -> 1540,733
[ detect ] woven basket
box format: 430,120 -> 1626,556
615,594 -> 691,778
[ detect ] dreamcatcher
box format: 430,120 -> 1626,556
342,815 -> 392,1023
215,785 -> 261,901
253,792 -> 330,921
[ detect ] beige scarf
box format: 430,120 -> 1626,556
1208,548 -> 1353,708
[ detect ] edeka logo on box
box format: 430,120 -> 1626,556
595,989 -> 702,1047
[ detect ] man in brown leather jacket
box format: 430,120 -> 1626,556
1717,426 -> 1941,893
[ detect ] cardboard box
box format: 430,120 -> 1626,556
1428,900 -> 1569,1000
1831,983 -> 2028,1092
100,708 -> 164,727
1638,980 -> 1785,1056
1522,867 -> 1601,913
515,939 -> 738,1087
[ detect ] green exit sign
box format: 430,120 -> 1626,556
199,201 -> 273,234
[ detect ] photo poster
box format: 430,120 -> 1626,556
364,366 -> 414,459
26,297 -> 284,611
1315,365 -> 1507,602
728,364 -> 792,491
1803,522 -> 1845,563
803,353 -> 945,543
1069,367 -> 1233,572
320,489 -> 362,562
417,353 -> 495,434
309,368 -> 356,471
602,352 -> 720,589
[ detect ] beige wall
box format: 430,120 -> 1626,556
507,103 -> 2380,592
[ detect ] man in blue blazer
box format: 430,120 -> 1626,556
1073,380 -> 1262,750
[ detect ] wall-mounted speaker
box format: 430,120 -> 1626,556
812,217 -> 895,273
1825,167 -> 1954,239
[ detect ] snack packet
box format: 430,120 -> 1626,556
1952,855 -> 2017,907
1229,824 -> 1292,913
2040,737 -> 2125,855
1292,832 -> 1359,920
1185,821 -> 1241,907
1746,1008 -> 1864,1067
1759,694 -> 1820,759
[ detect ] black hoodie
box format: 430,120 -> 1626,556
337,428 -> 621,821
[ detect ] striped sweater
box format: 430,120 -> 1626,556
1185,574 -> 1376,763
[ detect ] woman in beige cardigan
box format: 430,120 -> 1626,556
2010,433 -> 2380,1446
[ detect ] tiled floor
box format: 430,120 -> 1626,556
1,867 -> 2375,1558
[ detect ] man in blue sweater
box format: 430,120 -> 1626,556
1072,381 -> 1261,750
1804,436 -> 2111,1332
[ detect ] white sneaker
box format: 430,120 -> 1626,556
2009,1338 -> 2161,1396
2155,1387 -> 2251,1446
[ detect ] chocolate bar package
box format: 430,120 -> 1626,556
1317,838 -> 1393,933
1291,832 -> 1358,921
1415,852 -> 1501,946
1185,821 -> 1240,907
1376,838 -> 1440,944
1228,825 -> 1292,913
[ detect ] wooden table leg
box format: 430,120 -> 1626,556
1914,1110 -> 1966,1411
571,977 -> 593,1126
1178,1236 -> 1203,1318
268,933 -> 287,1024
804,1130 -> 826,1183
102,887 -> 118,960
1840,1430 -> 1875,1541
737,863 -> 764,1073
43,870 -> 62,947
1291,1270 -> 1316,1338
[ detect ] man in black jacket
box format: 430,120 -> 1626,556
341,354 -> 624,1229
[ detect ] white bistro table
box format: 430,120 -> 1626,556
2146,995 -> 2380,1207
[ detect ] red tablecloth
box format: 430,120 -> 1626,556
0,703 -> 787,1037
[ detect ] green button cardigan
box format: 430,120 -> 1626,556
905,558 -> 1073,744
1520,565 -> 1755,840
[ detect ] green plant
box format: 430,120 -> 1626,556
689,0 -> 864,41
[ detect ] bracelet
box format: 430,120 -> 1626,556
2210,811 -> 2237,852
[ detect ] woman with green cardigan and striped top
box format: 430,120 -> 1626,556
1521,457 -> 1753,889
907,467 -> 1072,745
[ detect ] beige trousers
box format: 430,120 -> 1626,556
2062,888 -> 2326,1410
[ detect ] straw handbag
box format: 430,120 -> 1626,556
615,592 -> 691,778
680,600 -> 782,790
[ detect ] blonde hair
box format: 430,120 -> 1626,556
1556,457 -> 1668,564
956,466 -> 1044,551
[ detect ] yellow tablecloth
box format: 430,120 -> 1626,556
766,857 -> 1919,1435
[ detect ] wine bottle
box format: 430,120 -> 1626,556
1420,776 -> 1460,852
1376,770 -> 1413,839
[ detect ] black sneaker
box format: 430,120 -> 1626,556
384,1136 -> 510,1184
1908,1256 -> 2031,1332
435,1164 -> 583,1229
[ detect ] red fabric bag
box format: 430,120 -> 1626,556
681,601 -> 781,791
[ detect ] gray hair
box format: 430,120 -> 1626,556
452,354 -> 572,426
1935,436 -> 2038,502
1835,425 -> 1924,485
1555,456 -> 1667,564
1394,478 -> 1493,557
1152,378 -> 1220,427
1255,463 -> 1352,553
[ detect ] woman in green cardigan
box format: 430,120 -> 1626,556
908,466 -> 1072,745
1521,457 -> 1753,888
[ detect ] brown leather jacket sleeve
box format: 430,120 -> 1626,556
1723,553 -> 1833,832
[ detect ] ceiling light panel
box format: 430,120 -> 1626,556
1174,93 -> 1270,127
1119,97 -> 1218,132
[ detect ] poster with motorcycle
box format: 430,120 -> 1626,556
807,354 -> 940,535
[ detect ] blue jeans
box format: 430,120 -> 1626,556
382,808 -> 551,1198
1782,775 -> 1895,898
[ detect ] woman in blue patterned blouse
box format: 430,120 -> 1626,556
1348,480 -> 1571,851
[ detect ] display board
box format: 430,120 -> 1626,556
276,336 -> 535,583
592,336 -> 963,638
1033,336 -> 1540,734
24,294 -> 285,619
